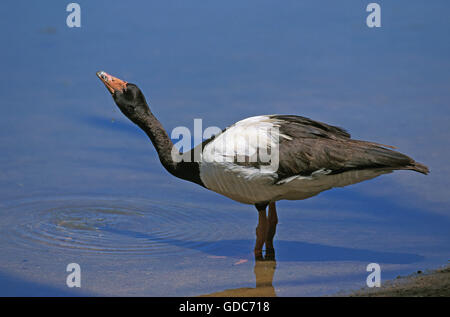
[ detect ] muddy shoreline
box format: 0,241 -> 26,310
348,264 -> 450,297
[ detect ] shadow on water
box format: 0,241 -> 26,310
103,227 -> 424,264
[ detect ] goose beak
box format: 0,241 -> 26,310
96,71 -> 127,94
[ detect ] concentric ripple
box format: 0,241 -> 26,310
0,196 -> 243,257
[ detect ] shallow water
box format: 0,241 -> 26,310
2,197 -> 238,255
0,1 -> 449,296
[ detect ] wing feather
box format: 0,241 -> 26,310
270,115 -> 419,181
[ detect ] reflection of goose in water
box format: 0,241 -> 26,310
97,71 -> 429,259
201,259 -> 277,297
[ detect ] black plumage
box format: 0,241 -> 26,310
270,115 -> 428,182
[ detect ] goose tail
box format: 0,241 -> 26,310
404,161 -> 430,175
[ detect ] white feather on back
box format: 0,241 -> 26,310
203,116 -> 291,163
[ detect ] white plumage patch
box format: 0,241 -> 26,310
202,116 -> 290,164
199,116 -> 290,204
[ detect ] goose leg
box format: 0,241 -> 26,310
265,202 -> 278,258
254,204 -> 268,260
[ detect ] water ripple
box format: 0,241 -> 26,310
0,196 -> 243,257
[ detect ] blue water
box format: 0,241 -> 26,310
0,1 -> 449,296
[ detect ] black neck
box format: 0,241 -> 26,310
134,111 -> 205,187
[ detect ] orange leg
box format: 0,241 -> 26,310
265,202 -> 278,258
254,206 -> 268,260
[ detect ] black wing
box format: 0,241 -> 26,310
271,115 -> 426,181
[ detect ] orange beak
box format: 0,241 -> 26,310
96,71 -> 128,94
